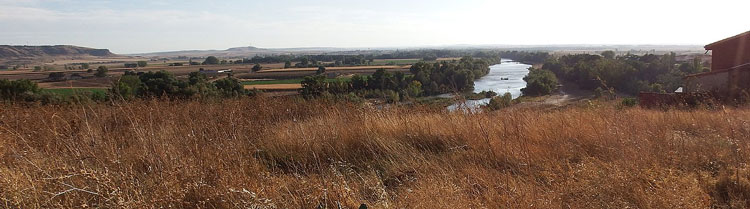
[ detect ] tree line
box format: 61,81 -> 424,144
541,52 -> 707,95
0,71 -> 254,104
300,56 -> 500,100
223,50 -> 549,67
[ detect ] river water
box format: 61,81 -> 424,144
448,59 -> 532,110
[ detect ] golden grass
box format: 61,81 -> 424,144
1,98 -> 749,208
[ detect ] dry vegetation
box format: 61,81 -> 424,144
1,98 -> 750,208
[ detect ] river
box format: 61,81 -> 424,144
448,59 -> 532,110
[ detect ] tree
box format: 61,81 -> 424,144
0,79 -> 40,100
406,80 -> 423,97
214,77 -> 246,97
48,72 -> 66,81
369,69 -> 396,90
81,63 -> 90,69
252,64 -> 262,72
601,51 -> 616,59
137,71 -> 185,97
95,66 -> 109,77
137,61 -> 148,67
284,61 -> 292,68
521,69 -> 558,96
317,66 -> 326,75
300,75 -> 327,97
110,75 -> 142,100
351,74 -> 367,90
487,93 -> 513,110
203,56 -> 219,65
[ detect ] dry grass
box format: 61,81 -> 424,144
1,98 -> 750,208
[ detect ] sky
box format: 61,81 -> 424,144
1,0 -> 749,54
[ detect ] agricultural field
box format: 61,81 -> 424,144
258,65 -> 410,73
41,88 -> 107,96
243,78 -> 352,90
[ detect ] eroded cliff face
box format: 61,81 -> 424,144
0,45 -> 114,58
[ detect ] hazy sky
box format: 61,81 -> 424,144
1,0 -> 749,54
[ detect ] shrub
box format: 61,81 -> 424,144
0,79 -> 41,101
486,92 -> 513,110
110,75 -> 143,100
213,77 -> 246,97
621,98 -> 638,107
300,75 -> 327,98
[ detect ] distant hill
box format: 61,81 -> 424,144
132,46 -> 348,58
0,45 -> 115,59
133,44 -> 706,58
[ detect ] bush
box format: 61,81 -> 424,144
213,77 -> 246,97
621,98 -> 638,107
300,75 -> 327,98
110,75 -> 143,100
0,79 -> 41,101
486,93 -> 513,110
521,69 -> 558,96
137,61 -> 148,67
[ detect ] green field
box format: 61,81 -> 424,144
242,78 -> 351,85
42,88 -> 107,96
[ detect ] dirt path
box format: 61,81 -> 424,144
515,80 -> 594,108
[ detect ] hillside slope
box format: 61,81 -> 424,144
0,45 -> 114,58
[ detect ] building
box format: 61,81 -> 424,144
684,31 -> 750,99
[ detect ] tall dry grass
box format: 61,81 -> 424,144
1,97 -> 749,208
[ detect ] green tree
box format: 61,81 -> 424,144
300,75 -> 327,97
284,61 -> 292,68
137,61 -> 148,67
138,71 -> 183,97
317,66 -> 326,75
95,66 -> 109,77
0,79 -> 40,101
351,74 -> 367,90
521,69 -> 558,96
213,77 -> 246,97
203,56 -> 220,65
601,51 -> 616,59
110,75 -> 142,100
252,64 -> 262,72
406,80 -> 423,97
